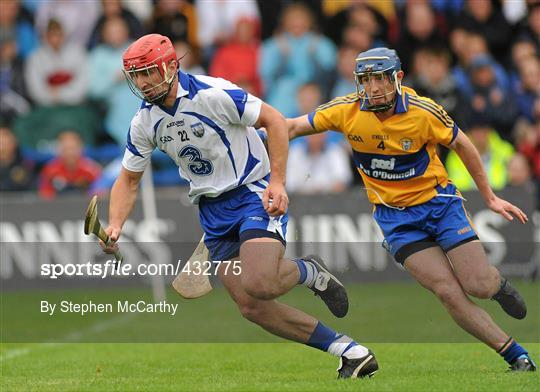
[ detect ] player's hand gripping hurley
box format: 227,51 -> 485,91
84,195 -> 123,267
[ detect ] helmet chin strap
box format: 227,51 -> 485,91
361,88 -> 395,112
368,90 -> 395,112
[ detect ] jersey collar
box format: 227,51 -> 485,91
394,90 -> 409,114
177,70 -> 190,97
140,70 -> 190,111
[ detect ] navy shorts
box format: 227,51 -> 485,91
374,183 -> 478,264
198,180 -> 288,261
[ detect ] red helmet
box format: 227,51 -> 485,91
123,34 -> 178,104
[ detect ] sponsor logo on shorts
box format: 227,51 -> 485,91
457,226 -> 472,235
248,216 -> 263,221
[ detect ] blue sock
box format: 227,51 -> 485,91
294,259 -> 317,287
307,321 -> 368,358
498,338 -> 528,364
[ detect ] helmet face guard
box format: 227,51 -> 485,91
353,49 -> 402,113
122,34 -> 177,105
123,61 -> 176,105
354,68 -> 400,112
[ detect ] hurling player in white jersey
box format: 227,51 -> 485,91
99,34 -> 378,379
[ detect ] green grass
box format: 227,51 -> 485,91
1,282 -> 539,391
1,343 -> 538,391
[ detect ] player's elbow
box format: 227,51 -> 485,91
267,112 -> 287,134
119,168 -> 143,191
257,103 -> 286,132
449,130 -> 471,154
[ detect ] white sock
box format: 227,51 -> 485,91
342,344 -> 370,359
327,335 -> 369,358
296,259 -> 318,287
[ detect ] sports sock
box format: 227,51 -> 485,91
294,258 -> 317,287
307,321 -> 369,358
498,337 -> 528,364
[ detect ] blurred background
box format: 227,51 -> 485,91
0,0 -> 538,204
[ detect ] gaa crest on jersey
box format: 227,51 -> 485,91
399,137 -> 413,151
191,122 -> 205,138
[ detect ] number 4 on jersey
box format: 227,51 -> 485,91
377,141 -> 386,150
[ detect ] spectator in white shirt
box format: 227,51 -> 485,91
24,19 -> 88,106
287,132 -> 352,194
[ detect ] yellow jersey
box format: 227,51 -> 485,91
308,86 -> 459,207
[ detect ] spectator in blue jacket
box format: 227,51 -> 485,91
260,2 -> 336,117
513,55 -> 540,123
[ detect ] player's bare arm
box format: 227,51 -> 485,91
100,167 -> 143,254
254,102 -> 289,216
286,115 -> 326,140
449,130 -> 528,223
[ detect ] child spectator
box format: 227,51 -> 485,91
39,131 -> 101,199
25,19 -> 88,106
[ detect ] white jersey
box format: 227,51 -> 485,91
122,71 -> 270,204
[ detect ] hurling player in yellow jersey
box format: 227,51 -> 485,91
287,48 -> 536,372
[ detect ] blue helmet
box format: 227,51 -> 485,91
354,47 -> 402,112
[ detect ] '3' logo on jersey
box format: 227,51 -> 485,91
178,145 -> 213,176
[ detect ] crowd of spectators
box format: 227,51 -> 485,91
0,0 -> 538,208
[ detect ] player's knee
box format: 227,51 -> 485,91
432,282 -> 462,307
459,267 -> 499,299
462,278 -> 495,299
242,279 -> 280,300
242,276 -> 279,300
237,300 -> 264,322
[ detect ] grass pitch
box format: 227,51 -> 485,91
1,282 -> 539,391
1,343 -> 539,391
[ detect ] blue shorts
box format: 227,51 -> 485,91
198,181 -> 288,261
374,184 -> 478,265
